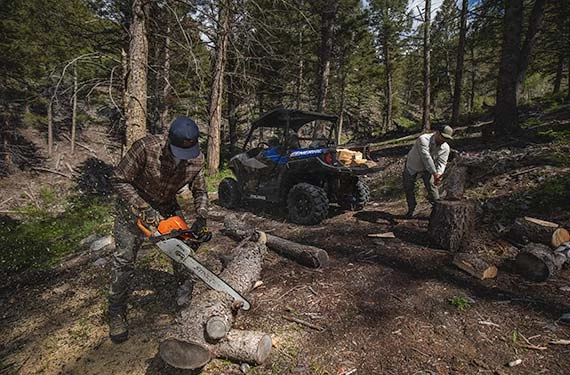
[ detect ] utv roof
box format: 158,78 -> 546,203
252,108 -> 338,132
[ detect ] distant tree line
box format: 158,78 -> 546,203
1,0 -> 568,175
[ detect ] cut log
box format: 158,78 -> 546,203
452,253 -> 498,279
214,329 -> 272,364
510,217 -> 570,248
428,200 -> 476,252
513,242 -> 567,282
159,232 -> 270,370
222,215 -> 329,268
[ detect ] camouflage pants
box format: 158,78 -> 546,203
107,204 -> 193,314
402,168 -> 439,212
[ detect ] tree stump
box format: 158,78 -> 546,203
222,215 -> 329,268
509,216 -> 570,248
513,242 -> 567,282
428,199 -> 475,251
159,232 -> 271,370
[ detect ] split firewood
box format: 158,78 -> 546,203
159,232 -> 271,371
428,200 -> 476,252
513,242 -> 567,282
452,253 -> 498,279
509,217 -> 570,248
222,215 -> 329,268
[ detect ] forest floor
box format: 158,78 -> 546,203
1,107 -> 570,375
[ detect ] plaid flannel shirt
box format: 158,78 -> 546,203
112,134 -> 208,216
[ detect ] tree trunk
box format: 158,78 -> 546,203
47,98 -> 53,157
158,24 -> 171,133
384,25 -> 393,131
422,0 -> 431,131
160,232 -> 270,370
509,216 -> 570,248
469,43 -> 476,113
316,1 -> 338,114
513,242 -> 567,282
222,215 -> 329,268
451,0 -> 468,125
428,200 -> 475,251
125,0 -> 149,150
71,62 -> 77,155
443,165 -> 467,200
228,57 -> 237,156
553,51 -> 563,94
207,0 -> 230,175
516,0 -> 546,99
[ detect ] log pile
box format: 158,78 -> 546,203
159,231 -> 271,371
508,217 -> 570,281
509,216 -> 570,248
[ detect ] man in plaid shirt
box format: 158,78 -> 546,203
108,116 -> 209,343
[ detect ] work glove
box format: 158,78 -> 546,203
139,207 -> 163,233
191,216 -> 212,242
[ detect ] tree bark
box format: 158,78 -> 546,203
71,62 -> 77,154
160,232 -> 270,370
207,0 -> 230,175
516,0 -> 546,98
222,215 -> 329,268
384,22 -> 393,131
125,0 -> 149,149
422,0 -> 431,131
428,200 -> 475,251
494,0 -> 523,138
316,1 -> 338,114
451,0 -> 468,125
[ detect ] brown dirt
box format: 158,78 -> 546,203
1,122 -> 570,375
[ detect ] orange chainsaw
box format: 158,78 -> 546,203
137,216 -> 250,310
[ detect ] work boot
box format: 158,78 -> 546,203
109,311 -> 128,343
176,279 -> 194,307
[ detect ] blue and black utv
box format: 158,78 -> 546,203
217,108 -> 377,225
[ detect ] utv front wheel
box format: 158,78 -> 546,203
340,180 -> 370,211
287,183 -> 329,225
218,177 -> 241,208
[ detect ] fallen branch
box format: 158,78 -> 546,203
549,339 -> 570,345
61,133 -> 96,154
31,167 -> 73,179
282,315 -> 324,331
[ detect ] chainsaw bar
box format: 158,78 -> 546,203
154,237 -> 251,310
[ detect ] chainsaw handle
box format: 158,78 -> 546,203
137,219 -> 154,237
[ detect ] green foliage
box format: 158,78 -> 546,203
205,166 -> 235,193
0,196 -> 113,272
448,296 -> 471,310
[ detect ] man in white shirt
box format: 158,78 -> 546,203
403,125 -> 454,218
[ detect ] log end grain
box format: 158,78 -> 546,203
552,228 -> 570,248
206,316 -> 231,341
159,339 -> 211,370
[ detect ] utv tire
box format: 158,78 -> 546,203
287,183 -> 329,225
218,178 -> 241,208
340,180 -> 370,211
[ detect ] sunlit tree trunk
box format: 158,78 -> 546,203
207,0 -> 230,175
451,0 -> 468,125
125,0 -> 149,150
71,62 -> 77,154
